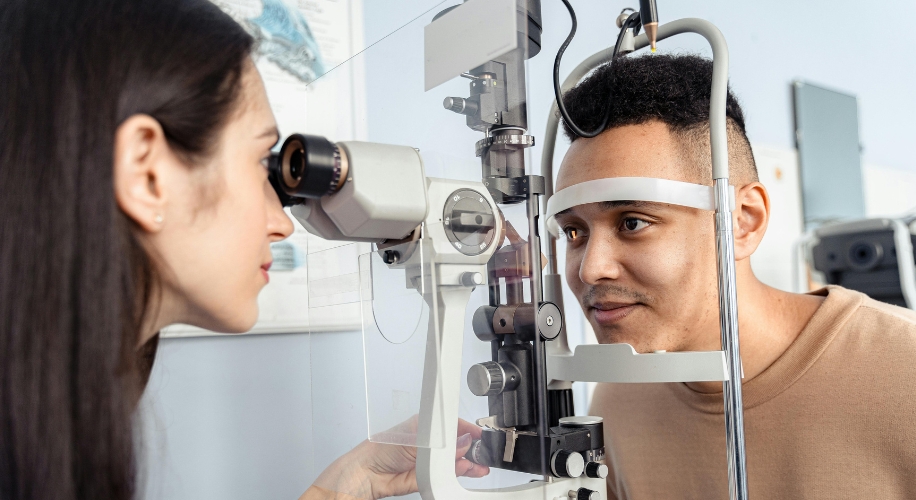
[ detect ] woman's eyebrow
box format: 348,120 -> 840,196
257,126 -> 280,140
256,126 -> 280,147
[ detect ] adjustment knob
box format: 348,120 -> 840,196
585,461 -> 609,479
550,449 -> 584,478
467,361 -> 505,397
460,271 -> 484,286
443,96 -> 479,116
443,97 -> 465,112
568,488 -> 601,500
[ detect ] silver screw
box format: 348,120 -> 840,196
546,316 -> 554,326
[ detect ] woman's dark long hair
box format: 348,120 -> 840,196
0,1 -> 253,498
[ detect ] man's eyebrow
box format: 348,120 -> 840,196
600,200 -> 651,209
554,200 -> 653,218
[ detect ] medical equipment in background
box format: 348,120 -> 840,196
804,217 -> 916,310
267,0 -> 748,498
792,82 -> 865,231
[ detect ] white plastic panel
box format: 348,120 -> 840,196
423,0 -> 518,91
548,344 -> 729,385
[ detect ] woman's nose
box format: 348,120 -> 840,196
265,182 -> 295,241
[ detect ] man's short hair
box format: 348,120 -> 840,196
560,54 -> 758,185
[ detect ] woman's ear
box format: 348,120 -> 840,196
113,114 -> 169,232
733,182 -> 770,261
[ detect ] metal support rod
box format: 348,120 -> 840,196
506,277 -> 524,304
715,179 -> 747,499
538,18 -> 749,500
526,188 -> 550,478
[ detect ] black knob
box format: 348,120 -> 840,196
585,461 -> 609,479
568,487 -> 601,500
465,439 -> 486,465
550,449 -> 584,478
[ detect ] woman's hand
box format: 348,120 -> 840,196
302,418 -> 490,499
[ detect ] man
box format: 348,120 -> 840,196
554,54 -> 916,498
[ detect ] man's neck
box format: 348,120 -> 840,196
685,264 -> 824,393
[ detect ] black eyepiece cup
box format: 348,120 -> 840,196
267,152 -> 302,207
278,133 -> 341,199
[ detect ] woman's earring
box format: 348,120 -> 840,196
154,213 -> 164,224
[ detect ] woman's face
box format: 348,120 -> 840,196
121,61 -> 294,336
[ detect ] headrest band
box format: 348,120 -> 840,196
544,177 -> 735,236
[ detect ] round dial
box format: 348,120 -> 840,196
443,189 -> 497,256
550,449 -> 585,478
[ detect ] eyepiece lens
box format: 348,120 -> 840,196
289,148 -> 305,180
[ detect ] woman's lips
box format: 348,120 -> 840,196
590,303 -> 639,324
261,262 -> 272,283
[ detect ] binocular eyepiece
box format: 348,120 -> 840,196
268,134 -> 349,207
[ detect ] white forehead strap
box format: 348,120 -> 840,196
544,177 -> 736,236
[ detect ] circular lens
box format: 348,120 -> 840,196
847,241 -> 883,271
289,148 -> 304,181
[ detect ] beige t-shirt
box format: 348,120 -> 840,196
590,286 -> 916,499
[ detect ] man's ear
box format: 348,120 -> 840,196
113,114 -> 169,232
733,182 -> 770,261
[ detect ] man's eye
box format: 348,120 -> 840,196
563,227 -> 583,241
621,218 -> 650,232
259,156 -> 270,169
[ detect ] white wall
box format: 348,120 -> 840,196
864,164 -> 916,217
749,145 -> 805,292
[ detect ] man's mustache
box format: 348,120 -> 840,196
581,283 -> 653,306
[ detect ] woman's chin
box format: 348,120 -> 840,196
192,304 -> 259,334
219,313 -> 259,334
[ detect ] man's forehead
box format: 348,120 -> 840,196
556,122 -> 694,191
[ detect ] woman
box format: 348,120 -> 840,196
0,0 -> 488,498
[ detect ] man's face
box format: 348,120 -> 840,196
555,121 -> 720,353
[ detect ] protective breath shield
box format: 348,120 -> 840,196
359,235 -> 445,449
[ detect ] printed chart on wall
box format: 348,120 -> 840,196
163,0 -> 366,337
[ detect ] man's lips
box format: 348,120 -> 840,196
589,301 -> 639,324
261,262 -> 272,282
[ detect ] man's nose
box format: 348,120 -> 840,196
579,231 -> 623,285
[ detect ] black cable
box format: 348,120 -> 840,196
553,2 -> 639,138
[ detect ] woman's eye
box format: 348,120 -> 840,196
621,217 -> 651,232
259,157 -> 270,169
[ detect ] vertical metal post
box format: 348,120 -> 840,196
714,179 -> 748,500
526,183 -> 550,479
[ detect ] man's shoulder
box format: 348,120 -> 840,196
830,285 -> 916,341
855,292 -> 916,324
819,286 -> 916,387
